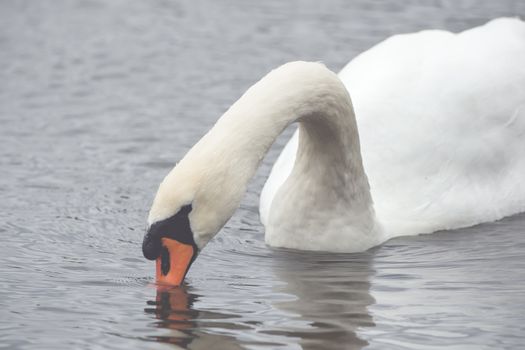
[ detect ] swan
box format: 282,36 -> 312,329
142,18 -> 525,285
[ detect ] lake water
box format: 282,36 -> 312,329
1,1 -> 524,349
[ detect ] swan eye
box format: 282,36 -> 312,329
142,204 -> 196,260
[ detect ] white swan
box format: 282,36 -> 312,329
143,18 -> 525,284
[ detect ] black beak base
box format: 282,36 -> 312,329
142,204 -> 196,261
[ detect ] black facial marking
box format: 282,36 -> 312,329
160,246 -> 170,275
142,204 -> 197,260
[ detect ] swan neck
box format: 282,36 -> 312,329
156,62 -> 372,247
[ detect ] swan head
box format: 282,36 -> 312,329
142,148 -> 245,285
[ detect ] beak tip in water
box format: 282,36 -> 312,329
155,237 -> 196,286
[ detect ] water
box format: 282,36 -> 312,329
1,1 -> 524,349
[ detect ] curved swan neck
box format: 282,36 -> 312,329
150,61 -> 373,249
210,61 -> 366,183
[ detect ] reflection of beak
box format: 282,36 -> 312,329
156,238 -> 196,286
155,287 -> 192,327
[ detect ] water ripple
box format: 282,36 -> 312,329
1,1 -> 525,349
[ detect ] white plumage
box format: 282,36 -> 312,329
150,18 -> 525,252
261,18 -> 525,249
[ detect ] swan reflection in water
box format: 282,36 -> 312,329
265,248 -> 376,350
144,286 -> 245,350
144,248 -> 375,350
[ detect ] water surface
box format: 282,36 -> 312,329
1,1 -> 525,349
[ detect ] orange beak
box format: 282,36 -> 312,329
156,237 -> 195,286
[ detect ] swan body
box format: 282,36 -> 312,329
148,18 -> 525,254
261,17 -> 525,249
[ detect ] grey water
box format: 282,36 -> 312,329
1,0 -> 525,349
